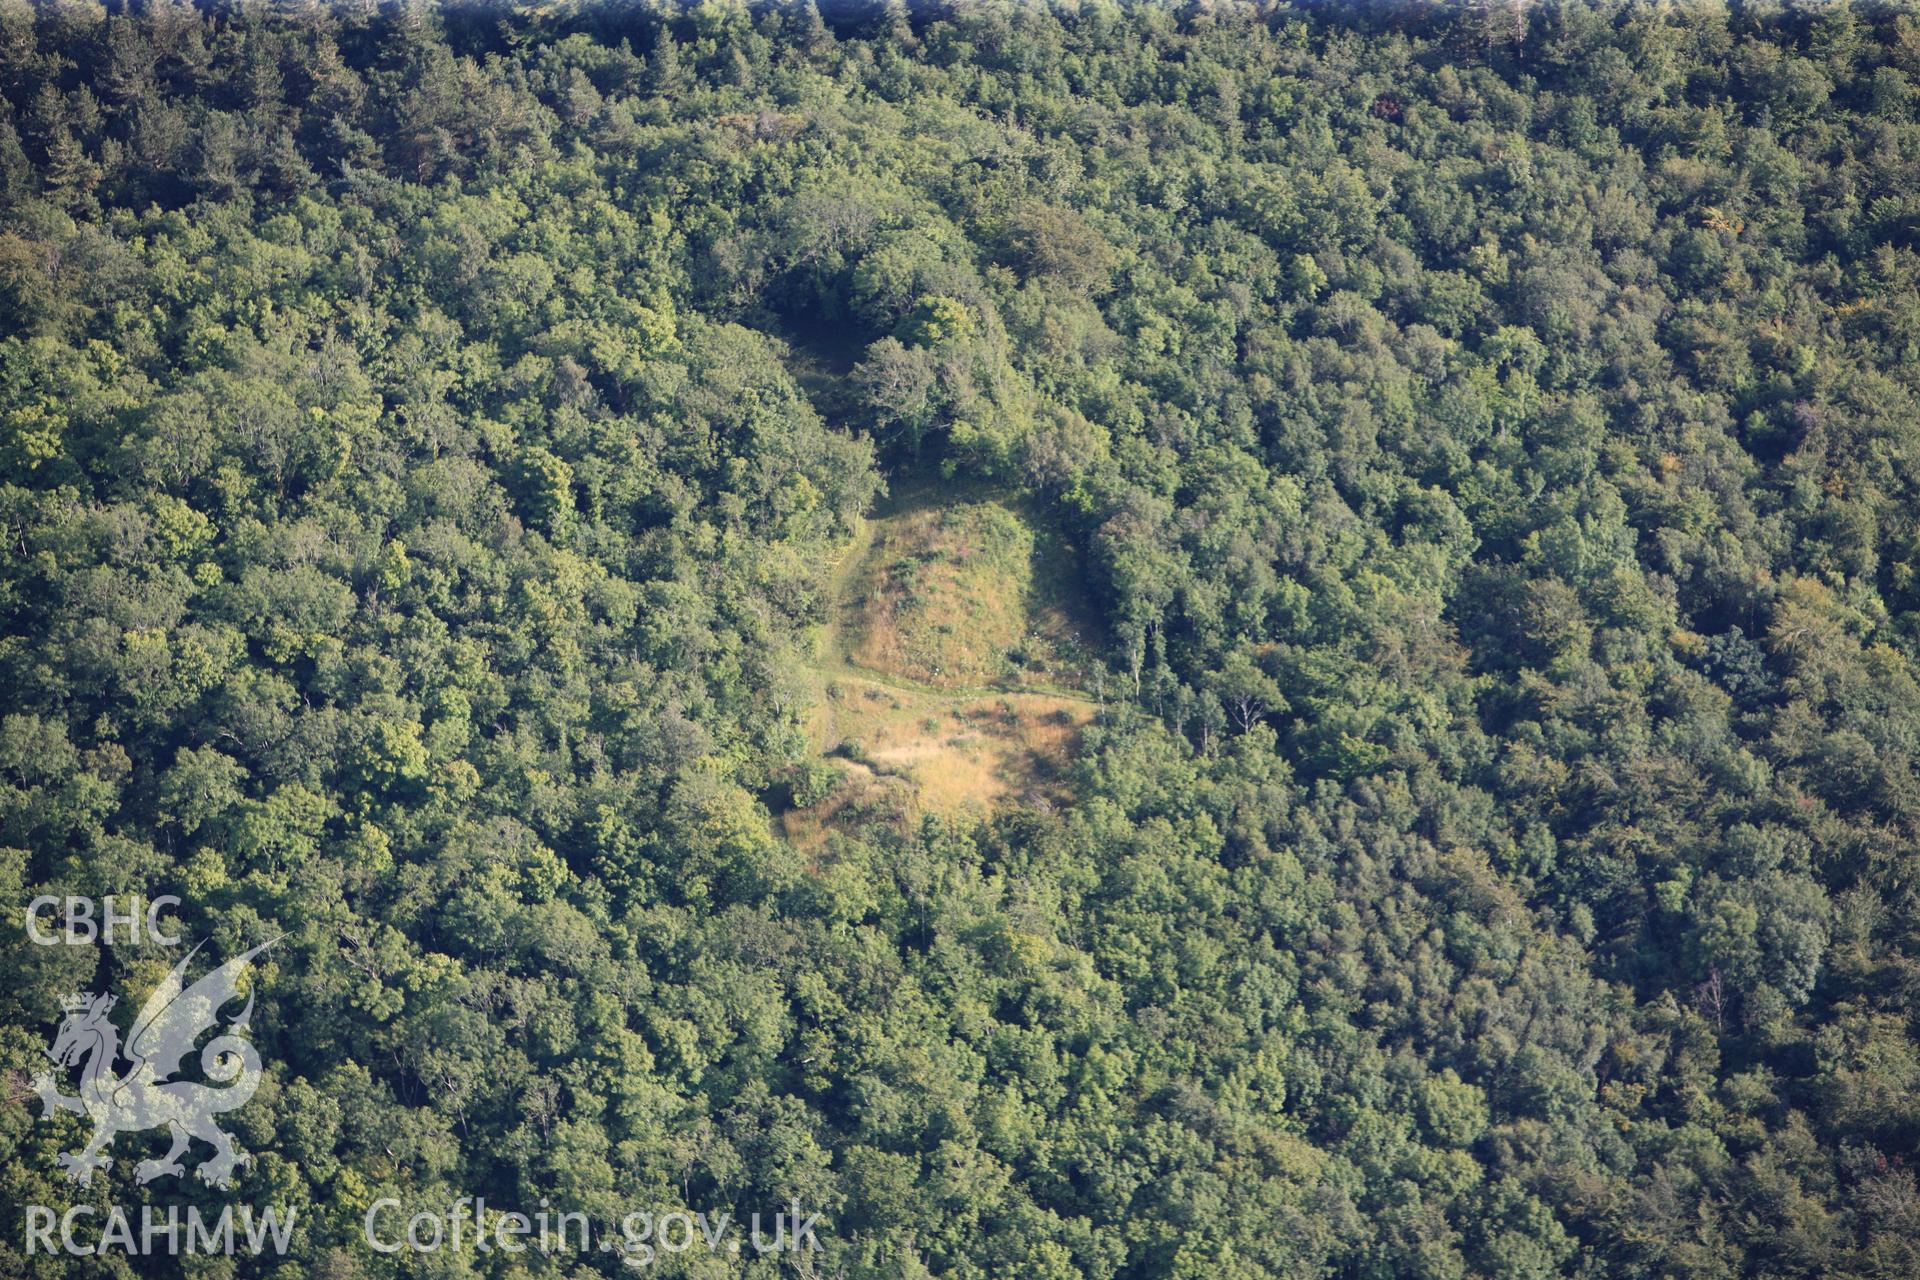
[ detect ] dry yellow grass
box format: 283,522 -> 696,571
793,671 -> 1092,821
848,503 -> 1034,687
781,490 -> 1100,843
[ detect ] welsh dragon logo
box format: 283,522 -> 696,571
31,939 -> 277,1188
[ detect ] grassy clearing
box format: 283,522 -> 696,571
782,482 -> 1101,838
850,503 -> 1034,687
781,671 -> 1093,846
837,488 -> 1098,693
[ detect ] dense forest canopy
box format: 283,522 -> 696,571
4,0 -> 1920,1276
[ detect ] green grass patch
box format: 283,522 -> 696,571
848,500 -> 1090,689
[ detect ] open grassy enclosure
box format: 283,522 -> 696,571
849,502 -> 1036,687
782,485 -> 1099,835
780,675 -> 1092,846
847,498 -> 1095,693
